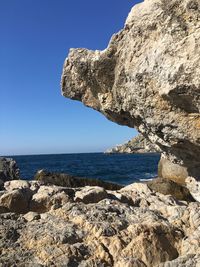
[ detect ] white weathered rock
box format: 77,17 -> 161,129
158,254 -> 200,267
120,183 -> 152,195
186,177 -> 200,202
189,202 -> 200,230
61,0 -> 200,181
181,228 -> 200,255
4,180 -> 30,191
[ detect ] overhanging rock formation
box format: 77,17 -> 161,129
61,0 -> 200,180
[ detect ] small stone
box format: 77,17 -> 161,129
120,183 -> 152,195
74,186 -> 108,204
23,211 -> 40,222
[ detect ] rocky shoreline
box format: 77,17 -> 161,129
0,158 -> 200,266
1,0 -> 200,265
105,134 -> 161,154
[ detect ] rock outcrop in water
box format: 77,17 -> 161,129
35,170 -> 122,190
105,134 -> 161,154
61,0 -> 200,181
0,158 -> 20,188
0,178 -> 200,266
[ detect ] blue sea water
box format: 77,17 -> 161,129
12,153 -> 160,185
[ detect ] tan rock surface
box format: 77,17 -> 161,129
74,186 -> 108,204
0,188 -> 32,214
30,185 -> 71,213
0,180 -> 200,266
158,157 -> 189,184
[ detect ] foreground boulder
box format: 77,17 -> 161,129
158,157 -> 189,184
0,181 -> 200,266
61,0 -> 200,182
30,185 -> 72,213
0,188 -> 32,214
147,177 -> 194,201
0,157 -> 20,183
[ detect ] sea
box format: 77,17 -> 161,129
12,153 -> 160,185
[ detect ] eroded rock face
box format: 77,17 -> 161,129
61,0 -> 200,180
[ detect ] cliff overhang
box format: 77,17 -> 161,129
61,0 -> 200,180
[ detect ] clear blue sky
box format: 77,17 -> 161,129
0,0 -> 141,156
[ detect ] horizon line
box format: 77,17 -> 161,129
1,151 -> 106,157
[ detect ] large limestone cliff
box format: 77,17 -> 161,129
61,0 -> 200,180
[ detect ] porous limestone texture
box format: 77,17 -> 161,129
61,0 -> 200,181
0,180 -> 200,266
105,134 -> 161,154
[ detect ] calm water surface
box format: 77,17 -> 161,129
12,153 -> 160,185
